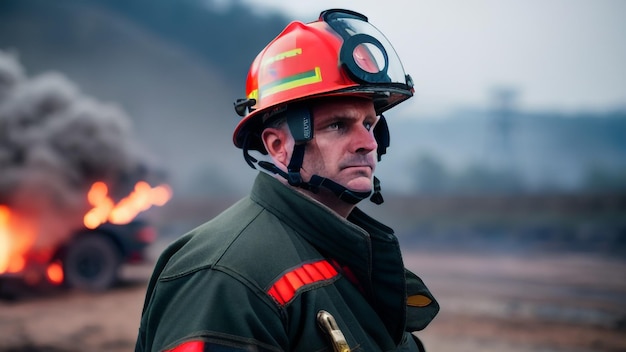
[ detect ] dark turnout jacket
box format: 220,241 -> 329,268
135,172 -> 438,351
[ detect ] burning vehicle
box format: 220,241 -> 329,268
0,50 -> 171,291
0,181 -> 171,291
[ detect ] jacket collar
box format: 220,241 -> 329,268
251,172 -> 374,269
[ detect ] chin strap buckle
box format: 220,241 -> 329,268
369,176 -> 384,204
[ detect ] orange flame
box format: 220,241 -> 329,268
0,205 -> 37,275
46,261 -> 64,285
83,181 -> 172,229
0,206 -> 10,273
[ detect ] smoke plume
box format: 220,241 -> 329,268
0,49 -> 165,250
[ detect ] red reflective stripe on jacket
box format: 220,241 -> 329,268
165,340 -> 204,352
268,259 -> 338,305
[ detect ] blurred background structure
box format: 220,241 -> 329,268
0,1 -> 625,351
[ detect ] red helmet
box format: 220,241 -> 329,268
233,9 -> 414,152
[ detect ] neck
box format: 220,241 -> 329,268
298,187 -> 356,218
274,175 -> 357,218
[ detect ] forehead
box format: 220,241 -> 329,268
310,97 -> 376,121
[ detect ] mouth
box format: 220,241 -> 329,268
341,164 -> 374,178
339,156 -> 376,175
343,164 -> 373,171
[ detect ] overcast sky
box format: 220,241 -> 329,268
238,0 -> 626,117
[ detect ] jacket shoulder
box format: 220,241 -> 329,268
158,196 -> 323,292
159,197 -> 263,278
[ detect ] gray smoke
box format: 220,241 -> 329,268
0,49 -> 166,222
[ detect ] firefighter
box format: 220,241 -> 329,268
136,9 -> 438,352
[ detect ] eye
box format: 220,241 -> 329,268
328,121 -> 344,130
364,121 -> 373,131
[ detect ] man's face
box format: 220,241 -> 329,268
300,97 -> 379,193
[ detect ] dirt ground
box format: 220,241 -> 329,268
1,244 -> 625,352
404,250 -> 626,352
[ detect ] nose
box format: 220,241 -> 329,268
353,125 -> 378,155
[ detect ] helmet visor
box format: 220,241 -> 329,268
321,9 -> 410,87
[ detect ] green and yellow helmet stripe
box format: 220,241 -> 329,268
260,67 -> 322,98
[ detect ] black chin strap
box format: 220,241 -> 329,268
310,174 -> 384,205
254,143 -> 384,205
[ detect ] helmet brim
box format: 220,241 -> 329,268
233,84 -> 412,152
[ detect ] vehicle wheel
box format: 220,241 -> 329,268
63,234 -> 121,291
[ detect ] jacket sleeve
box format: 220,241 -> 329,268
404,268 -> 439,332
136,267 -> 285,352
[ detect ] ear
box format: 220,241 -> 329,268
261,127 -> 291,168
